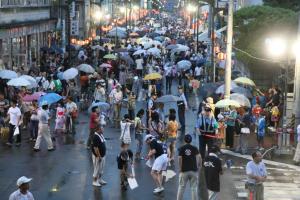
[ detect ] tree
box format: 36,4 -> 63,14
264,0 -> 300,12
233,5 -> 298,65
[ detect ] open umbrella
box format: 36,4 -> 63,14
133,49 -> 146,56
215,99 -> 240,108
77,64 -> 95,73
19,75 -> 38,88
215,82 -> 238,94
38,93 -> 62,106
63,68 -> 78,80
99,63 -> 112,68
129,32 -> 139,37
234,77 -> 255,87
144,73 -> 162,80
7,77 -> 31,87
104,54 -> 117,60
156,95 -> 181,103
23,92 -> 46,102
0,70 -> 18,79
177,60 -> 192,70
199,82 -> 223,97
232,86 -> 253,98
88,102 -> 110,113
166,44 -> 178,50
120,55 -> 134,66
230,93 -> 251,107
147,47 -> 161,57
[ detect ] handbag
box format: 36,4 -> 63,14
241,127 -> 250,134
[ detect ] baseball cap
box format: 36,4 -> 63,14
17,176 -> 32,187
144,135 -> 153,142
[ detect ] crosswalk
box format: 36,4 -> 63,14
231,164 -> 300,200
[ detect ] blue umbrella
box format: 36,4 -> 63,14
38,93 -> 62,106
88,102 -> 110,113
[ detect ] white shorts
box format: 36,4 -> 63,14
152,154 -> 168,172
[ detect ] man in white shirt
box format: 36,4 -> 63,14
109,85 -> 123,128
194,66 -> 202,80
6,100 -> 22,146
33,101 -> 54,152
65,96 -> 78,134
135,56 -> 144,77
9,176 -> 34,200
246,151 -> 267,200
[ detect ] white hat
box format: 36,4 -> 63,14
17,176 -> 32,187
41,101 -> 48,106
144,135 -> 153,142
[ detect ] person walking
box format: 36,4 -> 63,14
33,101 -> 55,152
65,96 -> 78,134
177,86 -> 188,135
225,106 -> 237,149
109,84 -> 123,128
120,114 -> 134,145
166,113 -> 178,163
145,135 -> 168,194
134,109 -> 146,159
204,145 -> 223,200
29,101 -> 39,141
196,106 -> 218,158
293,124 -> 300,165
87,106 -> 100,149
91,125 -> 107,187
9,176 -> 34,200
177,134 -> 201,200
6,99 -> 22,147
246,151 -> 267,200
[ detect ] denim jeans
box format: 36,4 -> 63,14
177,171 -> 198,200
29,120 -> 39,139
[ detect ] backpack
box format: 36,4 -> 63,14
53,80 -> 62,92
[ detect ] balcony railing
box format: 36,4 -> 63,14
0,0 -> 50,8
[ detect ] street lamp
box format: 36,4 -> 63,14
186,4 -> 197,30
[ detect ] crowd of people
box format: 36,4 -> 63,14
1,12 -> 298,200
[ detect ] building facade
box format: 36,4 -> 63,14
0,0 -> 57,69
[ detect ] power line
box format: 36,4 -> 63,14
233,46 -> 280,63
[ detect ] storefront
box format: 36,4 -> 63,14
0,19 -> 56,70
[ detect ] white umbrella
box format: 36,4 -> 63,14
91,45 -> 105,51
19,75 -> 38,88
177,60 -> 192,70
63,68 -> 78,80
99,63 -> 112,68
215,82 -> 238,94
147,47 -> 161,57
230,93 -> 251,108
7,77 -> 31,87
0,70 -> 18,79
133,49 -> 146,56
77,64 -> 95,73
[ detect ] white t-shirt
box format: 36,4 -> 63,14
120,121 -> 132,144
246,160 -> 267,184
66,102 -> 77,114
195,67 -> 202,76
7,107 -> 21,126
9,189 -> 34,200
135,59 -> 144,70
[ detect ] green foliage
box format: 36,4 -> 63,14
264,0 -> 300,12
233,5 -> 298,64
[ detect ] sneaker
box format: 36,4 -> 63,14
153,187 -> 164,193
33,148 -> 40,152
6,142 -> 12,147
48,148 -> 55,152
99,179 -> 107,185
93,181 -> 101,187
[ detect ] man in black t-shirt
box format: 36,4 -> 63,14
177,134 -> 201,200
145,135 -> 168,194
204,145 -> 223,200
91,125 -> 107,187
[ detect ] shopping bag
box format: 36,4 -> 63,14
162,169 -> 176,182
13,126 -> 20,136
128,165 -> 138,190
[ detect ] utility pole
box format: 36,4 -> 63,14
224,0 -> 233,99
196,4 -> 199,53
293,14 -> 300,131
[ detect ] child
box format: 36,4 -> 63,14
257,112 -> 266,150
120,114 -> 134,145
117,142 -> 133,190
270,105 -> 280,128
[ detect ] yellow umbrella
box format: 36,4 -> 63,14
215,99 -> 240,108
144,73 -> 162,80
104,54 -> 117,60
234,77 -> 255,86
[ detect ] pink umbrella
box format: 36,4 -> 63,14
23,92 -> 45,102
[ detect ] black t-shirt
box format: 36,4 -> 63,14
117,149 -> 133,170
272,93 -> 280,106
91,133 -> 106,157
178,144 -> 199,172
204,155 -> 222,192
150,139 -> 164,158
